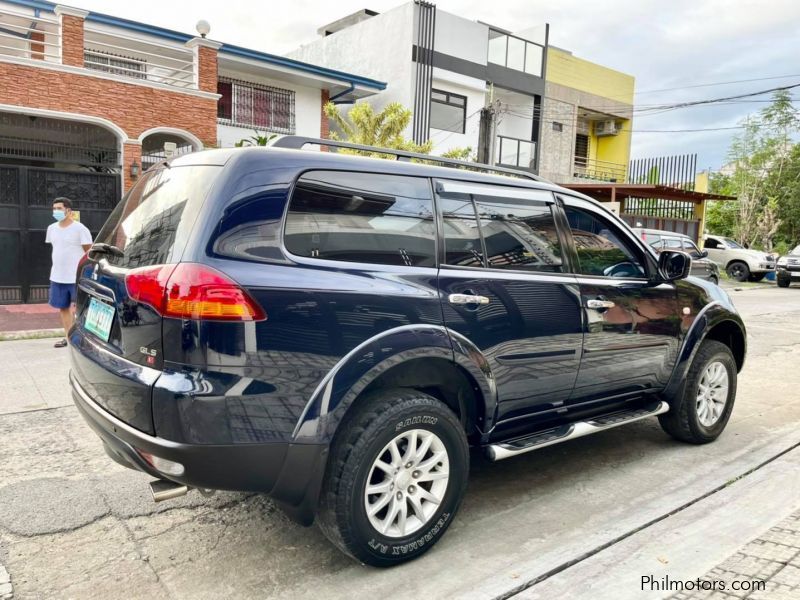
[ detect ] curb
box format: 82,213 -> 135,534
0,328 -> 64,342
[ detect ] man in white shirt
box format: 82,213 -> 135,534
46,197 -> 93,348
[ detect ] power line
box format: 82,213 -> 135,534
633,74 -> 800,96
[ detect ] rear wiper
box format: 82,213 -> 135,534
89,242 -> 124,258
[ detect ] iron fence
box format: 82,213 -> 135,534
628,154 -> 697,190
573,157 -> 627,183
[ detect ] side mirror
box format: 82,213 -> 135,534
699,250 -> 709,259
658,250 -> 691,281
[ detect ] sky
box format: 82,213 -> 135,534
69,0 -> 800,170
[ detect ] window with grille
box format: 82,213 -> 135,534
217,77 -> 295,134
574,133 -> 589,168
84,49 -> 146,79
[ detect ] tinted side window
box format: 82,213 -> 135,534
704,238 -> 719,249
284,172 -> 435,267
440,197 -> 484,267
565,207 -> 645,278
474,199 -> 562,272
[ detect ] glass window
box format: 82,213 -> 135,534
524,43 -> 543,76
488,31 -> 507,65
565,207 -> 646,278
506,36 -> 525,71
430,89 -> 467,133
724,237 -> 743,249
217,80 -> 232,120
284,172 -> 435,267
704,237 -> 720,249
663,237 -> 682,250
475,199 -> 562,272
94,166 -> 219,269
682,239 -> 701,255
217,77 -> 295,134
642,233 -> 661,249
440,197 -> 484,267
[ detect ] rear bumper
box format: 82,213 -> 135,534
70,372 -> 327,524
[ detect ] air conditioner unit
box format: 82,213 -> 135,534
595,120 -> 620,136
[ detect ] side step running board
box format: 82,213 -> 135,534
486,401 -> 670,461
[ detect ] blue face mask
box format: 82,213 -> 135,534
53,209 -> 66,222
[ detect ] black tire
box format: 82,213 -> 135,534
659,340 -> 737,444
317,388 -> 469,567
726,261 -> 750,282
777,274 -> 791,288
748,272 -> 767,282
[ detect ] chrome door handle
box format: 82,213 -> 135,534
448,293 -> 490,305
586,299 -> 615,310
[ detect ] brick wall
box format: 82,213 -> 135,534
122,142 -> 142,191
60,15 -> 85,67
197,46 -> 218,93
0,62 -> 218,147
320,89 -> 330,139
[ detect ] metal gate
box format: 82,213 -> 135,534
0,166 -> 120,303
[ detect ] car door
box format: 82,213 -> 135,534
702,236 -> 726,267
559,196 -> 682,405
435,180 -> 583,427
682,238 -> 712,280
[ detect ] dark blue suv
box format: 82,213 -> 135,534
70,138 -> 746,566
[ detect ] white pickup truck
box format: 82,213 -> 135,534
703,234 -> 776,282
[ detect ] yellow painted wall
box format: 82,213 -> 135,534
548,47 -> 634,170
595,124 -> 632,167
547,48 -> 635,103
694,171 -> 709,193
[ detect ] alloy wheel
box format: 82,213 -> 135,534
364,429 -> 450,538
696,360 -> 729,426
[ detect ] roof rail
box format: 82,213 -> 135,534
271,136 -> 549,183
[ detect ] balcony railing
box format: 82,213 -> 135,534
495,135 -> 536,171
83,27 -> 195,88
0,6 -> 60,63
573,157 -> 627,183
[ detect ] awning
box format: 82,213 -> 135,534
561,183 -> 736,204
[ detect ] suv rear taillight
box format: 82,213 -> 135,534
125,263 -> 266,321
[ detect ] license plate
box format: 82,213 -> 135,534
84,297 -> 115,342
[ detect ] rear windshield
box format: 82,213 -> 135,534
94,166 -> 218,268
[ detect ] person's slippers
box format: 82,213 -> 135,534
54,339 -> 68,348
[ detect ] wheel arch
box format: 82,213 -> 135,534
704,319 -> 746,371
291,325 -> 496,445
725,258 -> 750,270
664,303 -> 747,399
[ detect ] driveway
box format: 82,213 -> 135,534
1,286 -> 799,600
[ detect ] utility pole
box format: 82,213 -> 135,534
477,95 -> 499,165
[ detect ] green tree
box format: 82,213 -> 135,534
440,146 -> 475,161
324,101 -> 433,158
705,172 -> 738,237
722,90 -> 799,251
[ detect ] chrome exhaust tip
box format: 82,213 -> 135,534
149,479 -> 190,502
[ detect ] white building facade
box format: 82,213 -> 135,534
288,1 -> 549,173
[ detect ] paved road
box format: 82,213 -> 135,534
1,286 -> 799,600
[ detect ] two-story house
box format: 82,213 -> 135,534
0,0 -> 384,303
